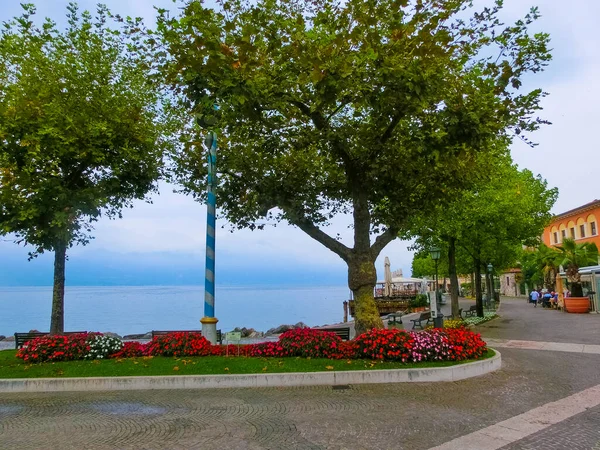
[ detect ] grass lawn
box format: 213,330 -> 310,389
0,349 -> 495,379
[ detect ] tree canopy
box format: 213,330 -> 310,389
158,0 -> 551,332
407,160 -> 557,315
0,3 -> 169,333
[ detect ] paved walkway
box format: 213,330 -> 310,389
475,296 -> 600,344
2,296 -> 600,449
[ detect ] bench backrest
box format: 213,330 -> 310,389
420,311 -> 431,320
469,305 -> 478,311
14,331 -> 87,349
313,327 -> 351,341
151,329 -> 222,343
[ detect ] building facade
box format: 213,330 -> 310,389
542,199 -> 600,249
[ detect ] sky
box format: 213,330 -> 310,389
0,0 -> 599,287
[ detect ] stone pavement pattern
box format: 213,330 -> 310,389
500,404 -> 600,450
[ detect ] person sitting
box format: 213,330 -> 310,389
542,291 -> 552,308
552,291 -> 559,308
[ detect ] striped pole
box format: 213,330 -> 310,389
200,130 -> 218,343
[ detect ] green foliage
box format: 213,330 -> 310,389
410,294 -> 429,308
409,162 -> 557,275
0,3 -> 167,254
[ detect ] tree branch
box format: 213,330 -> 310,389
371,227 -> 398,257
380,113 -> 402,144
290,214 -> 351,262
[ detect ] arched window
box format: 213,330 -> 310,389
551,226 -> 559,244
588,214 -> 597,236
559,223 -> 567,240
568,220 -> 576,239
577,217 -> 586,239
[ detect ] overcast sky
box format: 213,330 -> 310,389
1,0 -> 598,286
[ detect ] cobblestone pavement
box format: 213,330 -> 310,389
500,404 -> 600,450
1,349 -> 600,449
475,296 -> 600,344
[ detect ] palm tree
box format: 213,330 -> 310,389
556,238 -> 599,297
535,244 -> 560,291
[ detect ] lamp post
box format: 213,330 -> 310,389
430,247 -> 443,328
487,263 -> 495,310
200,130 -> 219,344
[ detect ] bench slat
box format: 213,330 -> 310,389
14,331 -> 87,349
151,329 -> 223,344
313,327 -> 351,341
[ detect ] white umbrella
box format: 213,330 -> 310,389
384,257 -> 392,297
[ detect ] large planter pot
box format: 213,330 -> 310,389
564,297 -> 591,313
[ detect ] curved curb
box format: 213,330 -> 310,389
0,350 -> 501,393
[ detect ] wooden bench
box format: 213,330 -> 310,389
151,329 -> 223,344
313,327 -> 351,341
410,311 -> 432,329
463,305 -> 478,318
444,309 -> 463,320
14,331 -> 87,349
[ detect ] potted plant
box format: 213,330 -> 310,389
409,294 -> 429,312
556,238 -> 598,313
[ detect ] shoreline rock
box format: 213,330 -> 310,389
265,322 -> 308,336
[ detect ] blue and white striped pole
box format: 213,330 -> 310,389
200,130 -> 218,343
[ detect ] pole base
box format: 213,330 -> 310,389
200,317 -> 219,344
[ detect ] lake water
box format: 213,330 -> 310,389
0,285 -> 350,336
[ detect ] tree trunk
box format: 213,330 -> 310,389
349,254 -> 382,335
485,265 -> 493,309
474,257 -> 484,317
448,237 -> 460,318
571,282 -> 584,297
50,240 -> 67,335
348,179 -> 384,336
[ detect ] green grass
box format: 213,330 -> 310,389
0,349 -> 495,379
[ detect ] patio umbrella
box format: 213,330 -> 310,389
384,257 -> 392,297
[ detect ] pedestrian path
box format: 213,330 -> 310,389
485,338 -> 600,355
430,383 -> 600,450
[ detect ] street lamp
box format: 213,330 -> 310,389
200,130 -> 219,344
430,247 -> 442,327
487,263 -> 495,309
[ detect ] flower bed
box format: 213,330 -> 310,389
462,312 -> 498,326
16,328 -> 487,364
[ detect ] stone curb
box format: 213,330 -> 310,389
0,350 -> 501,393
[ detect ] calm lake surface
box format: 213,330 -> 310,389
0,285 -> 350,336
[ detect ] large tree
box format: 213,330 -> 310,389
0,4 -> 168,333
159,0 -> 551,333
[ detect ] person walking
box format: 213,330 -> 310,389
531,289 -> 540,308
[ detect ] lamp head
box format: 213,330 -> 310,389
430,247 -> 441,261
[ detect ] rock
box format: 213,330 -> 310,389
266,322 -> 308,336
28,329 -> 42,333
0,335 -> 5,341
4,336 -> 15,341
103,332 -> 122,339
247,331 -> 264,339
123,333 -> 148,340
230,327 -> 266,338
